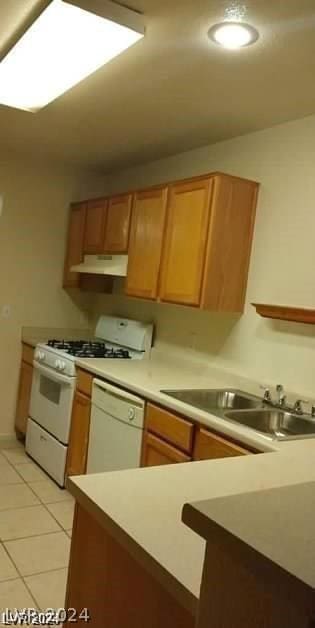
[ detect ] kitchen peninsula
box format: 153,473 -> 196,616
65,437 -> 315,627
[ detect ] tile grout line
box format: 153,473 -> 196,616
2,446 -> 73,502
0,443 -> 70,611
0,541 -> 39,609
42,503 -> 74,533
1,528 -> 64,544
21,566 -> 69,613
2,530 -> 70,608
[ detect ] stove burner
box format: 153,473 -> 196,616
47,340 -> 131,359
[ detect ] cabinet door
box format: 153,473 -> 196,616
142,433 -> 191,467
63,202 -> 86,288
66,505 -> 195,628
126,187 -> 168,299
66,392 -> 91,476
146,403 -> 194,454
104,193 -> 133,253
159,178 -> 213,306
201,175 -> 259,312
193,427 -> 252,460
15,361 -> 33,435
84,198 -> 108,254
21,343 -> 34,366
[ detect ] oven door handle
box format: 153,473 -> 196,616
33,360 -> 75,387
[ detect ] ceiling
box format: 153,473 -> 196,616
1,0 -> 315,172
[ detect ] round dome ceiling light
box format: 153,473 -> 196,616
208,21 -> 259,50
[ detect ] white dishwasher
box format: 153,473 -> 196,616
87,379 -> 145,474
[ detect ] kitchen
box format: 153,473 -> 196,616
1,0 -> 315,625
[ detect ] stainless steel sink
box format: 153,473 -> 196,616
224,409 -> 315,439
161,388 -> 263,412
161,388 -> 315,441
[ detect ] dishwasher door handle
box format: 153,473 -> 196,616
93,378 -> 145,408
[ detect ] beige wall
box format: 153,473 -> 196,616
0,157 -> 103,437
93,113 -> 315,399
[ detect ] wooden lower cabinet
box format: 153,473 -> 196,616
141,403 -> 255,467
142,433 -> 191,466
65,504 -> 194,628
193,427 -> 253,460
15,344 -> 34,437
66,391 -> 91,476
76,368 -> 93,397
15,361 -> 33,436
146,403 -> 194,453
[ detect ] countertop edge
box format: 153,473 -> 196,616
74,358 -> 278,453
182,500 -> 315,606
67,477 -> 198,617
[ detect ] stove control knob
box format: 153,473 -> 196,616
55,360 -> 66,372
36,351 -> 45,362
128,408 -> 135,421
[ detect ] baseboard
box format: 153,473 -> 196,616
0,433 -> 24,447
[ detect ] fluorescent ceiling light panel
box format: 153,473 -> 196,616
0,0 -> 144,112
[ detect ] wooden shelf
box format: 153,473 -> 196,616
252,303 -> 315,325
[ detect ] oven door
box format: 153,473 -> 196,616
29,361 -> 75,445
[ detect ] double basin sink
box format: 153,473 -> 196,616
160,389 -> 315,441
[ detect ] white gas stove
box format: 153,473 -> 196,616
34,315 -> 153,377
26,316 -> 153,486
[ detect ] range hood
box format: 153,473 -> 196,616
71,255 -> 128,277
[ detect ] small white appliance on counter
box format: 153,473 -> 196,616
87,379 -> 145,474
25,315 -> 153,486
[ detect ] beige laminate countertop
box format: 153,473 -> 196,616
75,351 -> 302,453
23,335 -> 315,609
183,480 -> 315,594
68,439 -> 315,616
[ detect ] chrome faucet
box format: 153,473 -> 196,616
276,384 -> 287,408
259,385 -> 272,404
293,399 -> 309,416
259,383 -> 314,418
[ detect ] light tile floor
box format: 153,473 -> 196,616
0,440 -> 74,617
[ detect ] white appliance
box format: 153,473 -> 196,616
87,379 -> 145,473
26,315 -> 153,486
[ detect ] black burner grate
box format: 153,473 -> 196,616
47,340 -> 131,359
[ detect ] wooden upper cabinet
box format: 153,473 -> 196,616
64,172 -> 258,307
84,197 -> 108,254
159,178 -> 213,306
159,173 -> 258,312
63,202 -> 86,288
126,186 -> 168,299
104,193 -> 133,253
201,174 -> 259,312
